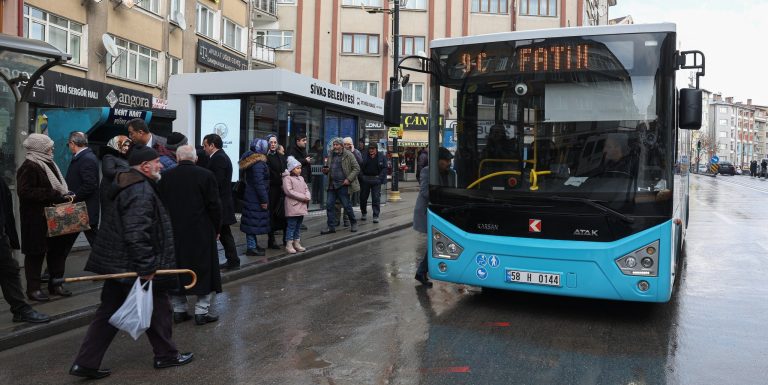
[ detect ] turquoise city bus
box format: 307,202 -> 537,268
387,23 -> 705,302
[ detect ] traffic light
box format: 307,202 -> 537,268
697,141 -> 701,151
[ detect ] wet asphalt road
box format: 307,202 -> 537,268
1,173 -> 768,384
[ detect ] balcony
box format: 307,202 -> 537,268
252,43 -> 276,68
252,0 -> 278,22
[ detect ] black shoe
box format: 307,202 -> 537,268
300,224 -> 308,230
267,244 -> 281,250
27,290 -> 50,302
154,352 -> 194,369
49,286 -> 72,297
69,364 -> 111,379
245,249 -> 265,256
360,214 -> 367,221
195,313 -> 219,325
173,312 -> 192,324
256,246 -> 266,252
343,220 -> 350,227
350,223 -> 358,232
415,273 -> 433,288
320,228 -> 336,235
219,263 -> 240,271
12,308 -> 50,323
373,217 -> 379,223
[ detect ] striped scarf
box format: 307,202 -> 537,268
23,134 -> 69,195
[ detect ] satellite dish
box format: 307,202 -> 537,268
102,34 -> 119,57
171,11 -> 187,32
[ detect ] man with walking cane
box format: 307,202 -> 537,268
69,145 -> 193,379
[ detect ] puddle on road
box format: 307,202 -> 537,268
295,348 -> 332,369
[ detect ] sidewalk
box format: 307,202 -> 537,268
0,183 -> 419,351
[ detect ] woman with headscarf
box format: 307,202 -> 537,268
239,138 -> 271,256
16,133 -> 75,301
99,135 -> 130,221
265,134 -> 287,249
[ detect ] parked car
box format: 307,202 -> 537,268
717,161 -> 736,175
697,164 -> 708,173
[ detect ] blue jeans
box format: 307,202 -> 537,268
326,186 -> 355,228
286,216 -> 304,240
246,234 -> 259,250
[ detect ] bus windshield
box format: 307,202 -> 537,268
432,32 -> 675,216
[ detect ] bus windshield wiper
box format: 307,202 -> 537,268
548,196 -> 635,224
439,202 -> 539,214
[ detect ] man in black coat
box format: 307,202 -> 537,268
62,131 -> 100,253
159,145 -> 222,325
70,145 -> 193,380
203,133 -> 239,270
0,177 -> 50,323
287,133 -> 312,182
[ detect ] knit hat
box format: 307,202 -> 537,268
438,147 -> 454,161
286,156 -> 301,172
165,132 -> 188,151
128,145 -> 159,166
250,138 -> 268,154
331,137 -> 343,145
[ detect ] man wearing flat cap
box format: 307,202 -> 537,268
70,145 -> 193,379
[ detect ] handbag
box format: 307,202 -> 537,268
232,180 -> 246,201
44,201 -> 90,237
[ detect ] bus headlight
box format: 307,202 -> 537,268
432,228 -> 464,260
615,240 -> 659,277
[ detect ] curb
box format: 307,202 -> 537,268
0,220 -> 411,352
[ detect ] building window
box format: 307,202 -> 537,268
342,33 -> 379,55
398,36 -> 425,56
170,0 -> 185,18
169,57 -> 182,76
718,119 -> 727,126
719,107 -> 728,114
471,0 -> 509,14
223,19 -> 244,52
196,3 -> 216,39
341,0 -> 383,6
107,37 -> 159,85
23,5 -> 85,65
519,0 -> 557,17
403,0 -> 427,9
137,0 -> 160,14
255,30 -> 294,50
341,80 -> 379,97
402,83 -> 424,103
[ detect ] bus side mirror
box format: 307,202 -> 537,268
383,89 -> 402,127
679,88 -> 702,130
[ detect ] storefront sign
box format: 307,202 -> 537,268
7,69 -> 152,109
152,96 -> 168,109
107,108 -> 150,127
388,126 -> 402,139
197,39 -> 248,72
364,119 -> 384,130
400,113 -> 444,130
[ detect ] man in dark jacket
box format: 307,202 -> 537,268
126,118 -> 176,173
203,133 -> 239,270
0,177 -> 49,323
287,133 -> 312,182
70,145 -> 193,380
62,131 -> 100,253
359,143 -> 387,223
159,145 -> 222,326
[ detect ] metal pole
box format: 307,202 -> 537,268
389,0 -> 402,201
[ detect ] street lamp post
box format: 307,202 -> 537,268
389,0 -> 402,202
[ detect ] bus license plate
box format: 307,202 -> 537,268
505,269 -> 561,287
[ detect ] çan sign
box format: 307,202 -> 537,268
400,113 -> 444,130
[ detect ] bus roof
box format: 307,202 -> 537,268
430,23 -> 676,49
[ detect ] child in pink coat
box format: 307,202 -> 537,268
282,156 -> 311,253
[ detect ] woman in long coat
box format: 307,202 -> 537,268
16,133 -> 73,301
265,135 -> 287,248
98,135 -> 130,221
239,138 -> 271,255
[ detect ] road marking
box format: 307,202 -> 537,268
713,212 -> 735,225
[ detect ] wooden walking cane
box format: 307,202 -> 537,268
50,269 -> 198,290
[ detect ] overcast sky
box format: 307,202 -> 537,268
610,0 -> 768,106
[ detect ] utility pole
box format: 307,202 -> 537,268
389,0 -> 402,201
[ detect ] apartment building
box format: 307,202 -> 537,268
709,94 -> 760,167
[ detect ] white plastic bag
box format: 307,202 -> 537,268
109,278 -> 154,340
